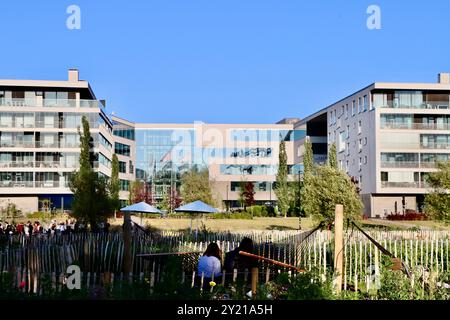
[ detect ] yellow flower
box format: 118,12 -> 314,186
209,281 -> 216,287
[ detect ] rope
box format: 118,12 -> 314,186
351,221 -> 411,278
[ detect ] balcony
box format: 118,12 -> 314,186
0,161 -> 97,169
381,181 -> 429,188
377,101 -> 450,110
381,161 -> 438,169
0,181 -> 34,188
0,98 -> 105,109
381,123 -> 450,130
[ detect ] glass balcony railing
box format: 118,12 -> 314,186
381,181 -> 429,188
0,98 -> 104,109
0,181 -> 34,188
376,101 -> 450,109
381,161 -> 438,169
381,123 -> 450,130
0,161 -> 98,169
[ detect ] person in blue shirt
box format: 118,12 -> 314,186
197,242 -> 222,289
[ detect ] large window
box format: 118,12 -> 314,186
115,142 -> 131,156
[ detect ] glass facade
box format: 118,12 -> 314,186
229,129 -> 304,142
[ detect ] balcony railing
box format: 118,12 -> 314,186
0,161 -> 98,169
381,123 -> 450,130
0,181 -> 34,188
380,161 -> 438,169
0,98 -> 104,109
0,161 -> 34,168
381,181 -> 429,188
376,101 -> 450,110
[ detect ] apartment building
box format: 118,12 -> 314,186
112,116 -> 305,209
298,73 -> 450,217
0,70 -> 115,213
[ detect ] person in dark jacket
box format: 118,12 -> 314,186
223,237 -> 258,287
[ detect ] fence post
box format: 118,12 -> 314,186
251,267 -> 258,298
334,204 -> 344,294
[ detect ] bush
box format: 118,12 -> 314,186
386,211 -> 428,221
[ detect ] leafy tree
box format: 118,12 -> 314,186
180,167 -> 217,206
241,181 -> 256,210
301,165 -> 363,221
129,180 -> 153,204
69,116 -> 112,228
109,154 -> 120,211
328,143 -> 338,169
275,140 -> 291,218
160,186 -> 182,212
425,160 -> 450,222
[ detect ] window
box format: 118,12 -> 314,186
119,179 -> 130,191
346,125 -> 350,139
364,137 -> 367,145
339,132 -> 347,152
358,139 -> 362,152
346,142 -> 350,156
352,100 -> 356,116
364,156 -> 368,164
363,95 -> 368,111
129,161 -> 134,174
119,161 -> 127,173
358,121 -> 362,134
345,104 -> 349,118
358,97 -> 363,113
115,142 -> 130,156
359,157 -> 362,171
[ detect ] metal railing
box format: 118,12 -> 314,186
380,161 -> 439,169
376,101 -> 450,109
0,98 -> 104,109
381,122 -> 450,130
381,181 -> 430,188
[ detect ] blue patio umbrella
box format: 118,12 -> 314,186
174,200 -> 218,214
120,202 -> 162,226
120,201 -> 162,214
174,201 -> 218,235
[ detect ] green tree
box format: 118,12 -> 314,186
328,143 -> 338,169
425,160 -> 450,222
109,154 -> 120,211
69,116 -> 112,228
180,167 -> 217,206
303,137 -> 314,176
275,140 -> 291,218
301,165 -> 363,221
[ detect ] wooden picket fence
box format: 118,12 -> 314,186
1,229 -> 450,295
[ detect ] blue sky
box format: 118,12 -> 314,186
1,1 -> 450,123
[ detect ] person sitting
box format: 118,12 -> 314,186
197,242 -> 222,289
223,237 -> 258,285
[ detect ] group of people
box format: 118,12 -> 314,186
196,237 -> 257,289
0,219 -> 110,236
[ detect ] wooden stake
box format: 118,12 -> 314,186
334,204 -> 344,294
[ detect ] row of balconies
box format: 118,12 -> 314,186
0,98 -> 104,109
0,180 -> 70,188
0,161 -> 99,169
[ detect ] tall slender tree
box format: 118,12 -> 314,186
69,116 -> 112,228
275,140 -> 290,218
109,154 -> 120,211
328,143 -> 338,169
303,137 -> 314,176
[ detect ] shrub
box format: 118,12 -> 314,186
386,211 -> 428,221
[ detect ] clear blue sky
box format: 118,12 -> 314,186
1,0 -> 450,123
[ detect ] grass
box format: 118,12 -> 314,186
111,216 -> 315,232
